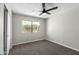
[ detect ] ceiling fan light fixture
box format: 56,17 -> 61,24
42,13 -> 47,15
39,3 -> 58,16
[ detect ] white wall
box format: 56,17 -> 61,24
0,4 -> 4,54
12,13 -> 46,45
47,3 -> 79,51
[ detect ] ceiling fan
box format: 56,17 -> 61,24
39,3 -> 58,15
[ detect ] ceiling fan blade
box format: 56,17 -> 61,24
46,6 -> 58,11
46,12 -> 51,14
42,3 -> 45,9
39,12 -> 43,15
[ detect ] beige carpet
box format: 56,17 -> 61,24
9,40 -> 79,55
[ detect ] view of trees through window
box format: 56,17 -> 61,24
22,21 -> 31,32
32,22 -> 40,32
22,20 -> 40,32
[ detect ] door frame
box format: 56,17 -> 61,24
4,4 -> 8,55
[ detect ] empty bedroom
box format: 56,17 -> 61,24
2,3 -> 79,55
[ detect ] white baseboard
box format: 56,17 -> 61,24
12,39 -> 45,46
47,39 -> 79,52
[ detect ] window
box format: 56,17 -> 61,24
22,20 -> 40,32
32,22 -> 40,32
22,21 -> 31,32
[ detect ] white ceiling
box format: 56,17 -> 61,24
6,3 -> 57,18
